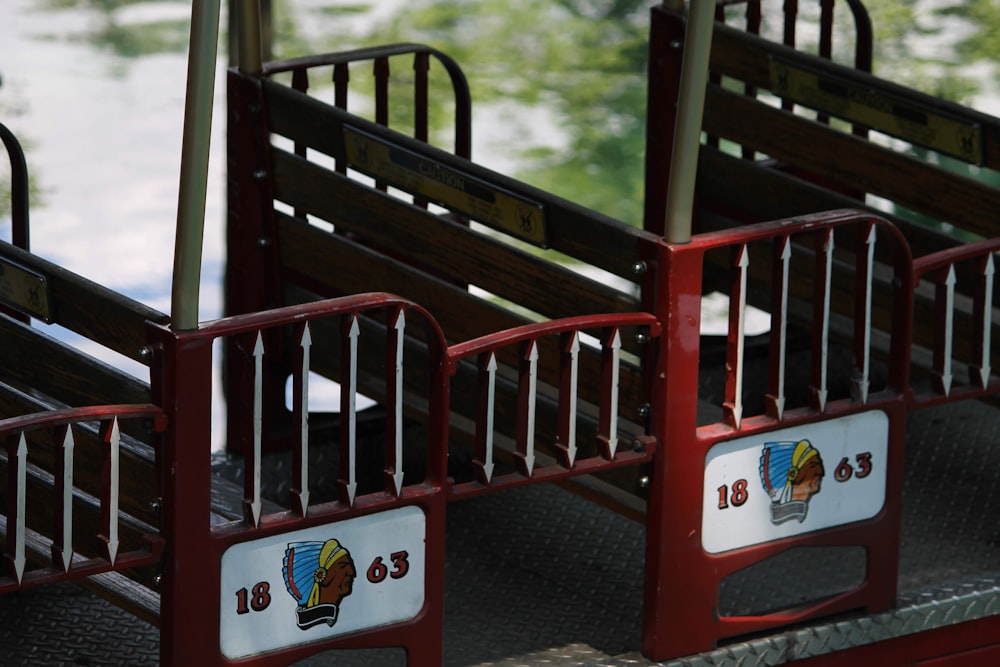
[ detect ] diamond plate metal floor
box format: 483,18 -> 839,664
2,398 -> 999,666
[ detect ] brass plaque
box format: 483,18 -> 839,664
344,126 -> 549,246
769,56 -> 983,164
0,257 -> 52,322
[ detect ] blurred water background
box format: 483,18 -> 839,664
0,0 -> 998,373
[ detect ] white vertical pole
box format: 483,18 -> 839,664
171,0 -> 222,330
663,0 -> 717,244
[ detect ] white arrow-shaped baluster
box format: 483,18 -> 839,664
978,254 -> 995,388
565,332 -> 580,467
295,323 -> 311,515
481,352 -> 498,483
105,417 -> 120,565
250,332 -> 264,526
598,329 -> 623,458
12,433 -> 27,583
773,237 -> 790,420
345,316 -> 360,505
729,245 -> 749,429
391,311 -> 405,496
815,231 -> 834,412
522,340 -> 538,476
60,427 -> 75,571
853,225 -> 875,404
940,265 -> 956,397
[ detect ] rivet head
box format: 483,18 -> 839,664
632,260 -> 647,276
638,475 -> 651,489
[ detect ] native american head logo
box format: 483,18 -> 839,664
759,440 -> 825,525
282,539 -> 357,630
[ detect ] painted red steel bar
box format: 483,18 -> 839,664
0,122 -> 30,253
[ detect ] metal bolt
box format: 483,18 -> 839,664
632,438 -> 646,453
153,573 -> 163,587
635,330 -> 649,344
638,403 -> 651,418
669,39 -> 683,50
253,169 -> 268,180
638,475 -> 651,489
138,345 -> 153,361
632,260 -> 647,276
149,497 -> 162,513
257,236 -> 271,248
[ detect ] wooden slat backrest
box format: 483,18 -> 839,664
703,21 -> 1000,241
253,76 -> 658,466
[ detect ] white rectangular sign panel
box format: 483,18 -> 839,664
702,410 -> 889,554
220,505 -> 426,659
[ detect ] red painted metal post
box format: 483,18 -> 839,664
149,324 -> 219,666
226,70 -> 290,457
642,238 -> 705,659
643,6 -> 686,236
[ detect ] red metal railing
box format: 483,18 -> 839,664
263,43 -> 473,181
910,237 -> 1000,407
446,313 -> 661,500
641,209 -> 914,659
151,292 -> 450,666
0,404 -> 166,593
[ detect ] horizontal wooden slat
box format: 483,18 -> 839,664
271,150 -> 641,321
0,316 -> 151,435
263,79 -> 655,279
695,146 -> 964,261
709,21 -> 1000,172
702,85 -> 1000,240
0,243 -> 168,363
